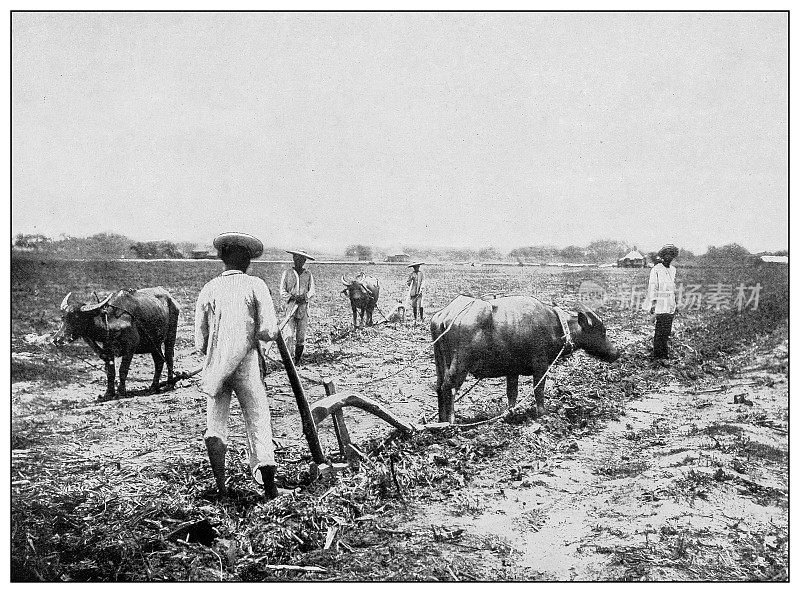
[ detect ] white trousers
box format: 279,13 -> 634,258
283,313 -> 308,354
205,349 -> 275,484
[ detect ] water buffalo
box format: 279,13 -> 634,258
341,273 -> 380,327
430,295 -> 619,423
53,287 -> 180,400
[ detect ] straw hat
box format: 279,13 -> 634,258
286,249 -> 316,261
658,244 -> 679,258
407,261 -> 424,267
213,232 -> 264,258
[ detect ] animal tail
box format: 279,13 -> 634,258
166,292 -> 181,315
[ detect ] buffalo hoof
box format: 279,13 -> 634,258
98,393 -> 117,402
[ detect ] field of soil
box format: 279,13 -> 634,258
10,258 -> 789,581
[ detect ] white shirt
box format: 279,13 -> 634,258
407,270 -> 424,297
644,263 -> 678,314
279,267 -> 316,318
195,270 -> 279,396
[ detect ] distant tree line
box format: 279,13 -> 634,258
129,241 -> 184,259
11,233 -> 304,260
509,239 -> 632,263
703,243 -> 754,260
11,233 -> 785,263
13,232 -> 135,259
345,244 -> 373,260
12,233 -> 185,260
383,240 -> 773,264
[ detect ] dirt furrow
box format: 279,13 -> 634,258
405,345 -> 788,580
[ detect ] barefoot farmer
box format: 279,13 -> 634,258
195,232 -> 283,499
406,262 -> 425,322
280,250 -> 316,364
644,244 -> 679,361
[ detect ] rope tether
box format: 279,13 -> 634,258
348,298 -> 479,388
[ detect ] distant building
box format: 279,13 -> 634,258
386,253 -> 410,263
617,248 -> 647,268
761,255 -> 788,264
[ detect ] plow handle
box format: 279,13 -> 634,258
273,330 -> 326,465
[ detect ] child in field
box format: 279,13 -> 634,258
385,300 -> 406,323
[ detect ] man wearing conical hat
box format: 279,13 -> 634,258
195,232 -> 283,499
280,250 -> 316,364
644,244 -> 679,362
406,262 -> 425,323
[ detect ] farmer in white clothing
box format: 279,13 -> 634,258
280,250 -> 316,364
195,232 -> 283,499
644,244 -> 679,361
406,262 -> 425,322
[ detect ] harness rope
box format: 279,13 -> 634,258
261,297 -> 479,408
102,309 -> 112,361
343,297 -> 479,389
263,304 -> 299,357
453,340 -> 568,428
259,304 -> 331,386
57,347 -> 107,372
374,303 -> 391,322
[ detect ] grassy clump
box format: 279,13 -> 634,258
608,520 -> 788,581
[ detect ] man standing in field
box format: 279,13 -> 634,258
644,244 -> 679,362
280,250 -> 316,364
406,262 -> 425,323
195,232 -> 283,499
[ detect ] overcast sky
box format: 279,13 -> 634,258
12,11 -> 787,254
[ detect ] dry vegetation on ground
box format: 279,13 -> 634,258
11,259 -> 788,581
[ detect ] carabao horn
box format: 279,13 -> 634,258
341,275 -> 349,286
80,292 -> 113,313
60,292 -> 73,311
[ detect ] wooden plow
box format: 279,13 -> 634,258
273,330 -> 420,479
155,367 -> 203,391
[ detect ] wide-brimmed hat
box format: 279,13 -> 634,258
286,249 -> 316,261
213,232 -> 263,258
658,244 -> 679,258
407,261 -> 424,267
